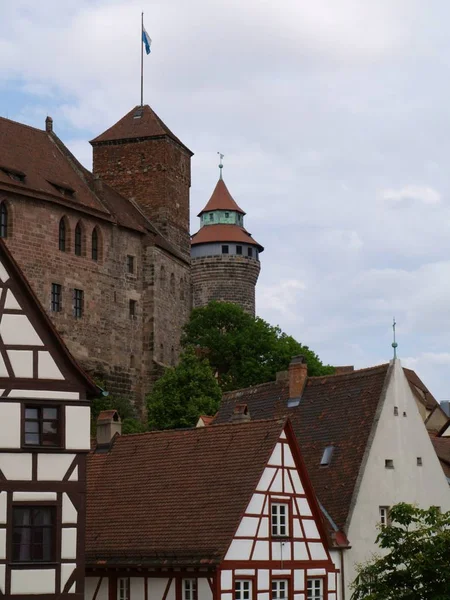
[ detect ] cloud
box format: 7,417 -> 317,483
258,279 -> 306,321
380,185 -> 441,205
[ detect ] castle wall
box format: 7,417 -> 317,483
92,137 -> 191,258
191,255 -> 260,316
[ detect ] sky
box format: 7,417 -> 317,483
2,0 -> 450,399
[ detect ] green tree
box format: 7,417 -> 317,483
91,385 -> 146,436
351,503 -> 450,600
182,301 -> 334,391
146,346 -> 222,430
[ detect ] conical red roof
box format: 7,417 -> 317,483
90,105 -> 193,154
191,224 -> 263,252
197,179 -> 246,216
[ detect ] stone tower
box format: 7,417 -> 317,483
91,104 -> 193,258
191,172 -> 263,315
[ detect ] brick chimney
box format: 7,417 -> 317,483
45,116 -> 53,133
289,355 -> 308,399
230,404 -> 251,423
96,409 -> 122,447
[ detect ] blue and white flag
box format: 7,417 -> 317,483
142,25 -> 152,55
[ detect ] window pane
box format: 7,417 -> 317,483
25,421 -> 39,433
43,408 -> 57,420
33,508 -> 52,526
25,408 -> 38,419
25,433 -> 40,445
13,508 -> 30,526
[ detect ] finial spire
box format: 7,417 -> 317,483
392,317 -> 398,359
217,152 -> 224,180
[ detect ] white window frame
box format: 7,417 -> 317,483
118,578 -> 130,600
379,506 -> 390,526
183,579 -> 197,600
307,578 -> 323,600
271,579 -> 288,600
271,502 -> 289,537
235,579 -> 252,600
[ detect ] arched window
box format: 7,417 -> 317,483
58,218 -> 66,251
75,222 -> 82,256
0,203 -> 8,239
92,228 -> 99,261
170,273 -> 175,294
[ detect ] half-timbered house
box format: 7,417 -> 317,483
85,417 -> 345,600
0,239 -> 99,598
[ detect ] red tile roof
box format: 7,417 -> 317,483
429,434 -> 450,479
198,179 -> 245,216
86,419 -> 284,566
403,367 -> 439,410
215,364 -> 391,531
191,224 -> 263,251
90,105 -> 192,155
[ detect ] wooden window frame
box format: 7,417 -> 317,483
270,498 -> 291,538
11,504 -> 57,565
379,506 -> 391,527
51,283 -> 62,312
247,247 -> 253,257
236,245 -> 242,255
182,578 -> 198,600
117,577 -> 130,600
233,577 -> 256,600
306,577 -> 326,600
22,404 -> 62,449
222,245 -> 229,254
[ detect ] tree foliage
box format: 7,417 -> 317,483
146,346 -> 222,430
182,301 -> 334,391
91,385 -> 146,436
351,503 -> 450,600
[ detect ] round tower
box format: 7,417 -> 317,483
191,166 -> 263,316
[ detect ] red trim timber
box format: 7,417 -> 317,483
221,560 -> 335,570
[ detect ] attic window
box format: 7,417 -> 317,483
48,180 -> 75,198
385,459 -> 394,469
133,108 -> 143,119
417,457 -> 423,466
0,166 -> 25,183
394,406 -> 399,416
320,445 -> 334,466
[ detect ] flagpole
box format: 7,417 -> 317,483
140,11 -> 144,106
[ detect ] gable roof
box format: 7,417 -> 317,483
198,179 -> 246,216
404,367 -> 439,411
215,364 -> 391,531
429,434 -> 450,480
0,238 -> 99,396
90,105 -> 193,155
191,224 -> 263,251
86,419 -> 285,567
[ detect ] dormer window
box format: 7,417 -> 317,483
0,166 -> 25,183
48,180 -> 75,198
320,445 -> 334,466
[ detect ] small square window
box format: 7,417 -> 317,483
24,406 -> 60,447
247,247 -> 253,257
379,506 -> 391,526
235,580 -> 252,600
129,300 -> 137,318
307,579 -> 323,600
236,245 -> 242,255
271,502 -> 289,537
272,580 -> 288,600
51,283 -> 62,312
73,289 -> 84,319
417,457 -> 423,466
385,459 -> 394,469
222,245 -> 229,254
127,255 -> 135,274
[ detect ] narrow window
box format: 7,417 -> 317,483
160,265 -> 166,285
74,222 -> 82,256
59,218 -> 66,251
320,445 -> 334,466
24,406 -> 60,447
171,346 -> 175,365
247,247 -> 253,257
385,459 -> 394,469
180,278 -> 185,300
183,579 -> 197,600
170,273 -> 175,294
271,502 -> 289,537
160,343 -> 164,362
235,580 -> 252,600
417,457 -> 423,466
0,203 -> 7,239
225,212 -> 229,218
209,213 -> 214,221
92,228 -> 99,261
236,245 -> 242,255
394,406 -> 399,416
307,579 -> 323,600
379,506 -> 390,526
12,506 -> 55,563
130,355 -> 135,368
272,580 -> 288,600
51,283 -> 62,312
117,578 -> 130,600
127,255 -> 135,274
129,300 -> 137,318
222,245 -> 229,254
73,288 -> 84,318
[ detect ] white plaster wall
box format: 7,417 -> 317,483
11,568 -> 55,594
0,403 -> 20,448
0,314 -> 43,345
61,528 -> 77,559
0,492 -> 6,523
62,493 -> 78,524
131,577 -> 145,598
4,290 -> 20,310
148,578 -> 174,600
65,405 -> 91,450
7,389 -> 79,399
0,261 -> 9,282
344,360 -> 450,594
38,454 -> 75,481
7,350 -> 33,378
38,351 -> 64,379
198,578 -> 213,600
0,453 -> 32,480
85,577 -> 108,600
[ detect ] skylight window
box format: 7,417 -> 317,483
0,165 -> 25,183
320,445 -> 334,466
287,398 -> 300,408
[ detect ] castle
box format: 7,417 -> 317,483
0,104 -> 263,411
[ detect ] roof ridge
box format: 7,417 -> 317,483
308,363 -> 389,382
0,115 -> 47,135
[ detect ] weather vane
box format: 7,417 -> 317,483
392,317 -> 398,359
217,152 -> 224,180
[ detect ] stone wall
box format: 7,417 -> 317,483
92,137 -> 191,259
191,255 -> 261,316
